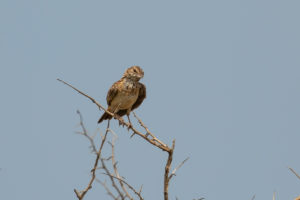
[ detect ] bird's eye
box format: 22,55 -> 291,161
133,69 -> 137,73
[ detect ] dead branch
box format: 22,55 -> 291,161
109,136 -> 134,200
74,112 -> 145,200
169,157 -> 189,180
102,173 -> 144,200
164,140 -> 175,200
58,79 -> 186,200
76,110 -> 97,154
57,78 -> 171,152
57,79 -> 106,111
101,159 -> 125,199
289,167 -> 300,180
74,121 -> 110,200
96,179 -> 118,200
138,185 -> 143,196
133,111 -> 167,147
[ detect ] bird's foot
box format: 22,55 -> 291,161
115,115 -> 125,126
126,115 -> 133,131
127,123 -> 133,131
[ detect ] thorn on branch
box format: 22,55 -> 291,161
169,157 -> 189,180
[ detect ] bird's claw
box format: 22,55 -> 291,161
115,115 -> 125,126
118,120 -> 125,127
127,123 -> 132,131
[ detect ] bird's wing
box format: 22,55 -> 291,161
106,81 -> 120,106
131,83 -> 146,110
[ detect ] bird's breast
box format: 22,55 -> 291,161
110,80 -> 139,110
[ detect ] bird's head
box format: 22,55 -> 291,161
123,66 -> 144,81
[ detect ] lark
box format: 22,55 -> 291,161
98,66 -> 146,124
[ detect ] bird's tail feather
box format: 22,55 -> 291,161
97,109 -> 128,124
97,112 -> 112,123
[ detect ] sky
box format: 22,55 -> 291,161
1,0 -> 300,199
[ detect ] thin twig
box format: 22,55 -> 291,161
57,79 -> 106,111
133,112 -> 167,147
96,179 -> 118,200
76,110 -> 97,154
102,173 -> 144,200
101,159 -> 125,200
169,157 -> 189,180
110,136 -> 134,200
289,167 -> 300,180
251,194 -> 256,200
74,121 -> 110,200
138,185 -> 143,195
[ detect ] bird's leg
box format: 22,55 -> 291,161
112,105 -> 125,127
126,114 -> 132,130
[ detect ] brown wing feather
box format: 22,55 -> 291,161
106,81 -> 120,106
131,83 -> 146,111
98,81 -> 145,123
98,81 -> 120,123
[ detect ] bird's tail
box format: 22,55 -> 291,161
97,112 -> 113,123
98,108 -> 128,123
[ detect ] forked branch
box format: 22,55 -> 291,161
109,136 -> 134,200
102,173 -> 144,200
73,120 -> 110,200
57,78 -> 170,152
58,79 -> 188,200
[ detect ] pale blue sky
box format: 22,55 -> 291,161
1,0 -> 300,199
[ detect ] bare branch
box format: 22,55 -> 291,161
57,79 -> 171,152
138,185 -> 143,195
101,159 -> 125,200
59,79 -> 178,200
96,179 -> 118,200
74,121 -> 110,200
76,110 -> 97,154
110,136 -> 134,200
57,78 -> 106,111
102,173 -> 144,200
133,112 -> 167,147
164,140 -> 175,200
251,194 -> 256,200
169,157 -> 189,180
289,167 -> 300,180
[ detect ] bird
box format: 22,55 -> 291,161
98,66 -> 146,124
